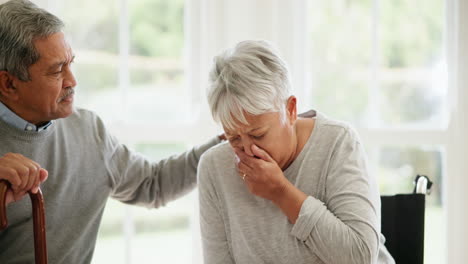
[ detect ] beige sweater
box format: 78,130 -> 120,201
198,110 -> 395,264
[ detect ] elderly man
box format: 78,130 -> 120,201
0,0 -> 222,263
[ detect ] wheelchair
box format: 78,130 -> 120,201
381,175 -> 433,264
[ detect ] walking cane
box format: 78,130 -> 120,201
0,180 -> 48,264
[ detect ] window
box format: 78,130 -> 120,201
36,0 -> 195,263
308,1 -> 446,263
28,0 -> 459,262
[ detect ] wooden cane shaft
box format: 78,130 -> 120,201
30,188 -> 48,264
0,180 -> 8,229
0,180 -> 48,264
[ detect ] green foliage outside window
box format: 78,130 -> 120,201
130,0 -> 184,57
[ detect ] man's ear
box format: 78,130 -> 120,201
0,71 -> 19,101
286,95 -> 297,125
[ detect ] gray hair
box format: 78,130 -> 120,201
207,40 -> 292,131
0,0 -> 64,81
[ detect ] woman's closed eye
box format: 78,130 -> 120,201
227,136 -> 240,142
252,133 -> 266,140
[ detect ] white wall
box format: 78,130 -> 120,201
446,0 -> 468,262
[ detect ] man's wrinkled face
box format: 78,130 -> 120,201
11,32 -> 77,125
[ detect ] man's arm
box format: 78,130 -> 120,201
91,112 -> 221,208
113,137 -> 221,207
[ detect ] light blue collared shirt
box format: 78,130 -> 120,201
0,101 -> 53,132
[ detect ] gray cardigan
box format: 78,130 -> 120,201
198,110 -> 395,264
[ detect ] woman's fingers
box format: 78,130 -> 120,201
237,161 -> 253,180
233,146 -> 287,201
250,144 -> 273,162
234,148 -> 256,169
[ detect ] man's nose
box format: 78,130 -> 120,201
64,67 -> 77,88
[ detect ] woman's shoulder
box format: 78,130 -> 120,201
315,111 -> 360,142
316,111 -> 349,130
299,110 -> 361,150
299,109 -> 350,130
198,142 -> 237,189
200,141 -> 234,167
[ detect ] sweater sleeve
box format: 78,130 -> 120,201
198,151 -> 235,264
290,128 -> 380,264
96,117 -> 221,208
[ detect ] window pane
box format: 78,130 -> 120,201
57,1 -> 123,261
378,146 -> 445,264
131,142 -> 192,263
308,0 -> 372,125
92,200 -> 126,264
59,0 -> 121,122
128,0 -> 188,123
308,0 -> 447,128
130,197 -> 193,263
378,0 -> 447,127
92,142 -> 188,264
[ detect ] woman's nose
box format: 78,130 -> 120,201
241,138 -> 254,157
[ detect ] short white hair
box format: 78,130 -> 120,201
207,40 -> 292,131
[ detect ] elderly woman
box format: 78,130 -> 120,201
198,40 -> 395,264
